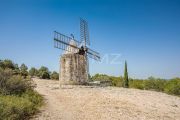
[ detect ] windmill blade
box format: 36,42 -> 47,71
87,48 -> 101,61
80,18 -> 90,46
54,31 -> 80,53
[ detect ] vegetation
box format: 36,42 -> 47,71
91,74 -> 180,96
0,59 -> 59,80
0,91 -> 42,120
29,67 -> 39,77
50,71 -> 59,80
123,61 -> 129,88
1,58 -> 179,119
91,74 -> 111,81
20,63 -> 28,78
0,59 -> 15,70
0,59 -> 43,120
38,66 -> 50,79
0,70 -> 34,95
164,78 -> 180,95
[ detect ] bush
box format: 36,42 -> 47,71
144,77 -> 167,91
0,60 -> 22,76
50,71 -> 59,80
22,90 -> 43,109
13,64 -> 20,75
129,77 -> 180,96
6,76 -> 34,95
41,71 -> 50,79
38,66 -> 50,79
0,68 -> 13,94
29,67 -> 38,77
0,59 -> 15,70
164,78 -> 180,95
0,90 -> 43,120
0,69 -> 34,95
91,74 -> 110,81
91,74 -> 180,96
0,95 -> 34,120
129,79 -> 145,89
91,74 -> 124,87
110,76 -> 123,87
0,59 -> 43,119
20,64 -> 28,77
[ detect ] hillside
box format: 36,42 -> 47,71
32,78 -> 180,120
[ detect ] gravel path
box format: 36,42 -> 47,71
32,78 -> 180,120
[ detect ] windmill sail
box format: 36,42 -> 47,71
54,31 -> 80,53
80,18 -> 90,46
87,47 -> 101,61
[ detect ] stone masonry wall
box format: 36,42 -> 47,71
59,53 -> 88,85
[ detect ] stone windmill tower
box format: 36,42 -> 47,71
54,18 -> 100,85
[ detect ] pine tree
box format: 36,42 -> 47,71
20,63 -> 28,77
124,61 -> 129,88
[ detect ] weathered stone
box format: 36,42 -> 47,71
59,53 -> 88,85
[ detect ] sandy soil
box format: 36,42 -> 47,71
32,78 -> 180,120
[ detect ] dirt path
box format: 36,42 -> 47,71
32,78 -> 180,120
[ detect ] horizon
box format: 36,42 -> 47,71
0,0 -> 180,79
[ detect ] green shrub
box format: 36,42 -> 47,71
0,60 -> 21,76
164,78 -> 180,95
91,74 -> 180,96
0,91 -> 43,120
38,66 -> 50,79
129,79 -> 145,89
129,78 -> 180,96
110,76 -> 123,87
50,71 -> 59,80
29,67 -> 39,77
91,74 -> 110,81
13,64 -> 20,75
20,64 -> 28,77
0,69 -> 34,95
0,95 -> 34,120
5,76 -> 34,95
0,68 -> 13,94
0,59 -> 15,70
144,78 -> 167,91
22,90 -> 43,108
0,59 -> 43,119
41,71 -> 50,79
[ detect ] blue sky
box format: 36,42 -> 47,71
0,0 -> 180,79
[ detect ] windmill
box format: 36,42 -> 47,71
54,18 -> 100,83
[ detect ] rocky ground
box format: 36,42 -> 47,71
32,78 -> 180,120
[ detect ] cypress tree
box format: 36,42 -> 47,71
124,61 -> 129,88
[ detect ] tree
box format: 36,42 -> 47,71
38,66 -> 50,79
0,60 -> 3,68
29,67 -> 38,77
20,63 -> 28,77
41,71 -> 50,79
38,66 -> 49,73
0,59 -> 15,69
50,71 -> 59,80
13,64 -> 20,75
123,61 -> 129,88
